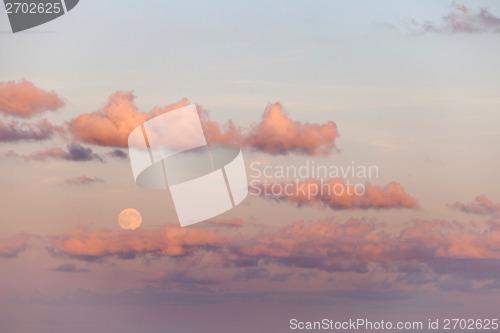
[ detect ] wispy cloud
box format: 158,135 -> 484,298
205,218 -> 245,227
0,234 -> 29,259
107,149 -> 128,160
49,263 -> 89,273
448,195 -> 500,216
62,176 -> 104,185
409,2 -> 500,34
0,119 -> 63,142
145,270 -> 225,286
7,143 -> 104,163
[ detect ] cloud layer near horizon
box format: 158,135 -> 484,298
35,217 -> 500,290
41,216 -> 500,266
48,226 -> 227,261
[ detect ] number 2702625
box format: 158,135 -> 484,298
5,2 -> 62,14
443,318 -> 499,330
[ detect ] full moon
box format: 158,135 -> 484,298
118,208 -> 142,230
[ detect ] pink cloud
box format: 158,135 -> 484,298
68,91 -> 188,147
201,102 -> 339,155
253,179 -> 419,210
68,92 -> 339,155
227,218 -> 500,283
0,79 -> 64,118
246,103 -> 339,155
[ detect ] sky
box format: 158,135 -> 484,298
1,1 -> 500,332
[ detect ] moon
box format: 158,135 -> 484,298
118,208 -> 142,230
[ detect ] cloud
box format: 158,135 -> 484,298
42,217 -> 500,292
226,218 -> 500,286
8,143 -> 104,162
49,263 -> 89,273
270,271 -> 294,282
146,270 -> 225,286
47,226 -> 227,261
429,257 -> 500,282
410,2 -> 500,34
253,179 -> 419,210
62,176 -> 104,185
107,149 -> 128,160
229,219 -> 375,273
234,267 -> 270,281
0,79 -> 64,118
447,195 -> 500,216
68,91 -> 188,147
0,234 -> 29,258
205,218 -> 245,227
0,119 -> 63,142
68,92 -> 339,155
201,102 -> 339,155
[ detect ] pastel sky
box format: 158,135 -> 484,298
1,1 -> 500,332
